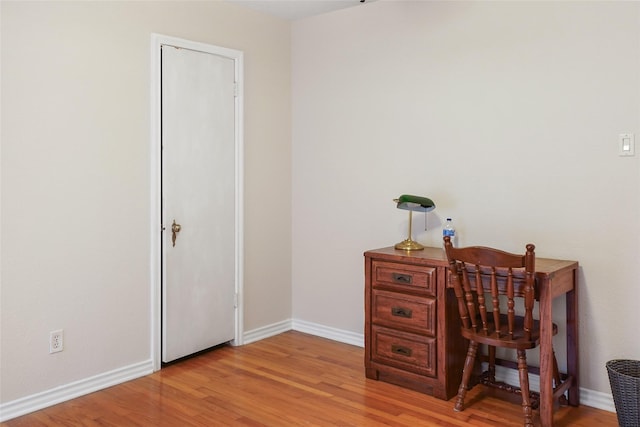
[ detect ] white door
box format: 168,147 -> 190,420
161,44 -> 237,363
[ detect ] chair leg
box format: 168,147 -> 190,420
516,349 -> 534,427
552,348 -> 568,406
488,345 -> 496,382
455,340 -> 478,412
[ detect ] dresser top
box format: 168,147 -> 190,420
364,246 -> 448,266
364,246 -> 578,277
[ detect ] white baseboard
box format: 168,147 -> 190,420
0,359 -> 154,422
292,318 -> 364,347
493,364 -> 615,413
0,321 -> 615,422
241,319 -> 293,344
241,318 -> 364,348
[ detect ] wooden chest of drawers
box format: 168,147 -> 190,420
364,246 -> 467,400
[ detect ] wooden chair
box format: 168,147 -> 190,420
443,236 -> 566,427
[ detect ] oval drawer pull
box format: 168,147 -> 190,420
392,273 -> 412,284
391,345 -> 413,357
391,307 -> 413,318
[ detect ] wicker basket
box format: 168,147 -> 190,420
607,359 -> 640,427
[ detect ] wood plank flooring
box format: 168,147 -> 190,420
1,331 -> 618,426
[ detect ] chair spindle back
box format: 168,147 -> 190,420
444,237 -> 536,341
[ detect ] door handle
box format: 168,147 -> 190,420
171,220 -> 182,247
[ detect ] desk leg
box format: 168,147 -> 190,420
539,282 -> 554,427
566,269 -> 580,406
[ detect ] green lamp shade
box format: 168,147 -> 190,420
395,194 -> 436,212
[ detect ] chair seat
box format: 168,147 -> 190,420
460,314 -> 558,350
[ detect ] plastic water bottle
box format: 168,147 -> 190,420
443,218 -> 456,246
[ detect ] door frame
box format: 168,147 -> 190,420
150,33 -> 244,371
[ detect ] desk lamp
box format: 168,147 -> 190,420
393,194 -> 435,251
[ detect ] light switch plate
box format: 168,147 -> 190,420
619,133 -> 635,156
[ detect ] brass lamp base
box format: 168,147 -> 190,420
395,209 -> 425,251
394,239 -> 425,251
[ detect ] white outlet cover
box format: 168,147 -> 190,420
50,329 -> 64,353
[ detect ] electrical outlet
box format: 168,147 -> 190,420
50,329 -> 64,353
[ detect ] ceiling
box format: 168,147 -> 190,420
225,0 -> 374,21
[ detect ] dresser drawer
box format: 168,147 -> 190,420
372,261 -> 436,296
371,326 -> 436,378
372,289 -> 436,336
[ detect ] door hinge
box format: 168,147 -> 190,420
233,83 -> 239,98
234,293 -> 238,308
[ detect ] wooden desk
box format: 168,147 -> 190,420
364,247 -> 579,426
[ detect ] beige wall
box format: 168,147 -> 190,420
292,1 -> 640,395
0,1 -> 292,403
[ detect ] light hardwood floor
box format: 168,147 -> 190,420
1,331 -> 618,426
